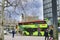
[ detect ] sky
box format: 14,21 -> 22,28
0,0 -> 43,21
19,0 -> 43,21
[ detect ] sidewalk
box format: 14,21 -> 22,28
4,34 -> 60,40
4,35 -> 45,40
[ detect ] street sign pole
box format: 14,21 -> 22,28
52,0 -> 58,40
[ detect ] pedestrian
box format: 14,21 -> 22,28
12,29 -> 15,38
49,25 -> 53,40
44,28 -> 49,40
37,24 -> 41,36
38,27 -> 41,36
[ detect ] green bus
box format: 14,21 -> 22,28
18,20 -> 48,36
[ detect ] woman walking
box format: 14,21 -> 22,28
49,25 -> 53,40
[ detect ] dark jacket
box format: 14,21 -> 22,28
49,29 -> 53,37
44,30 -> 49,37
12,30 -> 15,34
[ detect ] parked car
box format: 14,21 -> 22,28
8,30 -> 12,34
8,30 -> 16,34
4,30 -> 8,35
58,27 -> 60,32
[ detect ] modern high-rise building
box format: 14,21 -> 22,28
43,0 -> 60,26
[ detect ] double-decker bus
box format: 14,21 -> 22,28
18,20 -> 48,36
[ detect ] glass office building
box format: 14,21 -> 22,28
43,0 -> 60,26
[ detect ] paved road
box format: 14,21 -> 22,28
4,34 -> 60,40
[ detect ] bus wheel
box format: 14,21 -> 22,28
24,33 -> 27,36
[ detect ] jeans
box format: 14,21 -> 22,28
45,37 -> 49,40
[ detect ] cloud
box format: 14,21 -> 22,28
23,0 -> 41,9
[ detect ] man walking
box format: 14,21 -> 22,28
44,29 -> 49,40
12,29 -> 15,38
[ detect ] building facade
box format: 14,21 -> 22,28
22,15 -> 39,22
43,0 -> 60,25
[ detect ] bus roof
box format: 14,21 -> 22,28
18,20 -> 46,25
